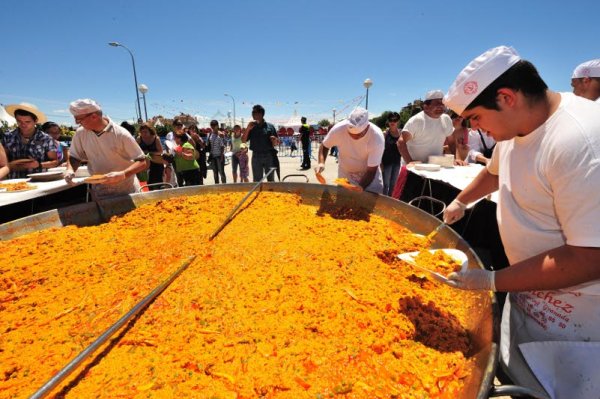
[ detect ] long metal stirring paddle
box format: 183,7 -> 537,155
208,167 -> 276,240
29,255 -> 197,399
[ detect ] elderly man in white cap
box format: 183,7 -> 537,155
442,45 -> 600,398
65,99 -> 148,200
397,90 -> 456,165
571,59 -> 600,102
2,103 -> 58,178
315,107 -> 384,193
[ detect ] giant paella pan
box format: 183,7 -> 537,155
1,183 -> 505,398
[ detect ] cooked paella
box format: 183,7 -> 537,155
0,191 -> 486,398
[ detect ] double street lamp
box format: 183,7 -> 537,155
224,93 -> 236,127
108,41 -> 143,122
363,78 -> 373,110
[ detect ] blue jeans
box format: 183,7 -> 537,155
382,162 -> 400,196
251,152 -> 276,182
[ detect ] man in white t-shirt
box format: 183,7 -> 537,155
315,107 -> 384,193
442,46 -> 600,398
65,99 -> 148,200
571,59 -> 600,103
397,90 -> 454,164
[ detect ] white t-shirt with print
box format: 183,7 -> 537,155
70,117 -> 145,199
402,111 -> 453,163
486,93 -> 600,393
322,120 -> 384,193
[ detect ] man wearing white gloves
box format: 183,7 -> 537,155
66,99 -> 148,201
315,107 -> 384,193
442,46 -> 600,398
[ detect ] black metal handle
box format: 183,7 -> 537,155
282,174 -> 309,183
489,384 -> 549,399
408,195 -> 447,217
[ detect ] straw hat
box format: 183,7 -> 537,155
5,102 -> 47,124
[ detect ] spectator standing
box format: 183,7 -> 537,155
137,123 -> 165,190
173,132 -> 201,186
42,121 -> 68,166
299,116 -> 311,170
397,90 -> 454,164
230,124 -> 248,182
316,107 -> 384,193
3,103 -> 57,179
65,99 -> 148,200
380,112 -> 402,196
0,145 -> 8,180
208,120 -> 226,184
242,104 -> 279,182
571,59 -> 600,102
187,124 -> 206,184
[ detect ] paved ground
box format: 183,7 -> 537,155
204,150 -> 339,186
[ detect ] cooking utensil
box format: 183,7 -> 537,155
29,255 -> 197,399
208,168 -> 276,240
315,171 -> 326,184
426,222 -> 447,240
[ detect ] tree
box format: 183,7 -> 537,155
370,111 -> 394,130
318,119 -> 331,127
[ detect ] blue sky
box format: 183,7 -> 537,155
1,0 -> 598,127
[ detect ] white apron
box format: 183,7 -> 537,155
501,282 -> 600,399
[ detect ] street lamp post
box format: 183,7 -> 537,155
224,93 -> 236,127
332,109 -> 336,125
363,78 -> 373,110
109,42 -> 143,122
138,84 -> 149,121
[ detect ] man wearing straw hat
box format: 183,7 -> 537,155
2,102 -> 58,179
442,45 -> 600,398
65,99 -> 148,200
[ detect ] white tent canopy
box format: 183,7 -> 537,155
0,105 -> 16,126
281,113 -> 303,133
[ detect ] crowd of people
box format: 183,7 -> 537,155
1,49 -> 599,398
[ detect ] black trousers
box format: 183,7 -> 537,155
301,141 -> 311,168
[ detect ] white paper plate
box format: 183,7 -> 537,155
414,163 -> 441,171
1,178 -> 31,184
397,248 -> 469,282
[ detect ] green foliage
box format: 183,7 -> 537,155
318,119 -> 331,127
370,111 -> 394,130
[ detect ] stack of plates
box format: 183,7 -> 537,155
27,171 -> 65,182
414,163 -> 441,171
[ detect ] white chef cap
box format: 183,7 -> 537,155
347,107 -> 370,134
69,99 -> 102,116
572,59 -> 600,79
444,46 -> 521,114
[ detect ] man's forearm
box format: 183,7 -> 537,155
318,144 -> 329,164
124,159 -> 148,178
495,245 -> 600,292
359,167 -> 377,189
67,156 -> 82,172
397,140 -> 413,164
